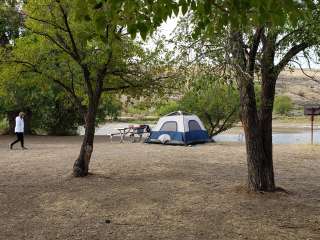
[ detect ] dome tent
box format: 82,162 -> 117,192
146,111 -> 211,145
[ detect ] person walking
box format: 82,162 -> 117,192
10,112 -> 27,150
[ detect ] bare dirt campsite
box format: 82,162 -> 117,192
0,135 -> 319,240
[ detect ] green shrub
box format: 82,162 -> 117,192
126,100 -> 154,116
178,75 -> 239,136
156,100 -> 180,116
153,75 -> 239,136
274,95 -> 293,115
0,118 -> 9,134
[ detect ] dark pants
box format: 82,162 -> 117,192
11,132 -> 24,148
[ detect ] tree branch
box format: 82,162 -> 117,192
24,26 -> 75,58
276,25 -> 311,48
290,59 -> 320,84
55,0 -> 81,61
275,42 -> 311,74
26,14 -> 68,32
102,85 -> 139,92
211,107 -> 238,137
248,27 -> 263,74
7,59 -> 86,115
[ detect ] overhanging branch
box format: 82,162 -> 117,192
275,42 -> 311,74
290,59 -> 320,84
26,14 -> 68,32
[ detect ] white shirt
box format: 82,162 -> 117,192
15,116 -> 24,133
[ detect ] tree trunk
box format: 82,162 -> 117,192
24,110 -> 32,135
7,111 -> 17,134
72,61 -> 104,177
258,71 -> 277,190
231,31 -> 276,191
73,106 -> 97,177
239,77 -> 275,191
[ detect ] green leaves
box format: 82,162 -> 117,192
127,24 -> 138,39
189,0 -> 317,36
0,1 -> 22,46
274,95 -> 293,115
178,74 -> 239,136
94,13 -> 106,32
137,22 -> 148,40
179,0 -> 188,15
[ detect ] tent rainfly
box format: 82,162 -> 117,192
146,111 -> 211,145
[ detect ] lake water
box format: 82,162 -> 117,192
81,123 -> 320,144
213,130 -> 320,144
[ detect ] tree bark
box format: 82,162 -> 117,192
231,30 -> 276,191
7,111 -> 17,134
73,104 -> 97,177
258,71 -> 277,190
239,76 -> 275,191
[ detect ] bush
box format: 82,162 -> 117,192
274,95 -> 293,115
155,100 -> 180,116
153,75 -> 239,137
0,118 -> 9,134
126,99 -> 154,116
180,79 -> 239,136
98,95 -> 122,121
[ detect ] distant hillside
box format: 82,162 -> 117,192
276,69 -> 320,107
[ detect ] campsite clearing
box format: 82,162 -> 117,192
0,135 -> 319,240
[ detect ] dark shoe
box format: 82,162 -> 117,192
9,144 -> 12,150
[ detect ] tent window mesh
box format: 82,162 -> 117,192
188,120 -> 202,131
160,121 -> 177,131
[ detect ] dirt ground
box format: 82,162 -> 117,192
0,135 -> 319,240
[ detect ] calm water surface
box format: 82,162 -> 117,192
213,130 -> 320,144
81,123 -> 320,144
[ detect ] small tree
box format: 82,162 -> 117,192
179,75 -> 239,137
0,50 -> 122,135
274,96 -> 293,116
153,74 -> 239,137
5,0 -> 171,177
155,100 -> 180,116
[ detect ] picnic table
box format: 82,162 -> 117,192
108,125 -> 150,143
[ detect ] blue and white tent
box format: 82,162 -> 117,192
146,111 -> 211,145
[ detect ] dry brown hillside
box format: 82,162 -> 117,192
276,69 -> 320,107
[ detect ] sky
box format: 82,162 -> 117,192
157,16 -> 320,70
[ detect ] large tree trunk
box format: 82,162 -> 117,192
258,71 -> 277,190
73,106 -> 97,177
72,62 -> 104,177
231,30 -> 276,191
240,77 -> 276,191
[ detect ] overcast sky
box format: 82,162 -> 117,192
156,16 -> 320,70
